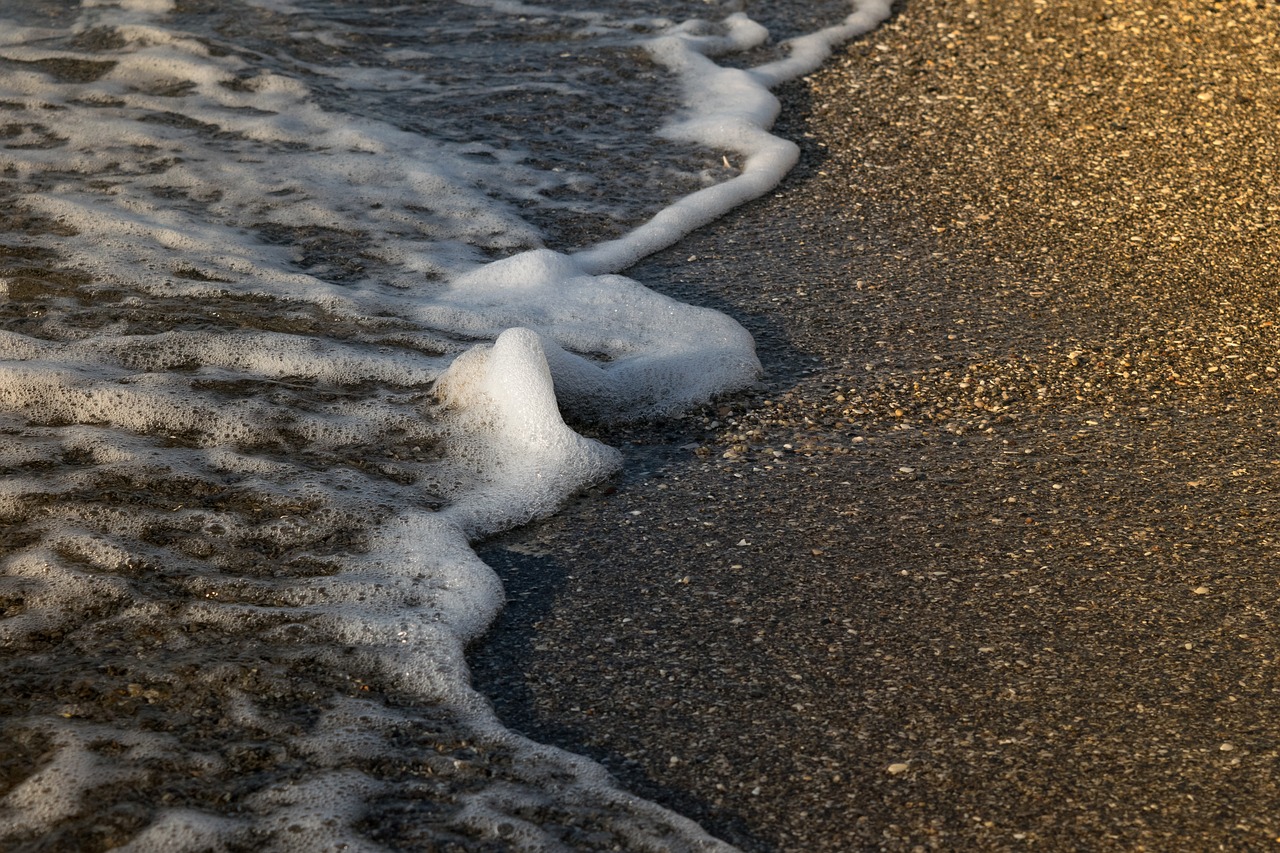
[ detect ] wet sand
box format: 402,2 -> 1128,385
470,1 -> 1280,850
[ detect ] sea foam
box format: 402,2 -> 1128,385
0,0 -> 890,849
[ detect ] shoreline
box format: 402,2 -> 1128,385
470,2 -> 1280,850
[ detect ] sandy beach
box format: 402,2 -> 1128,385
470,1 -> 1280,850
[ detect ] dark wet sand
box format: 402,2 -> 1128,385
471,1 -> 1280,849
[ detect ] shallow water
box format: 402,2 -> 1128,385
0,1 -> 888,849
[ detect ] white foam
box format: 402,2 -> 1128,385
427,250 -> 759,418
84,0 -> 177,12
1,21 -> 549,300
0,548 -> 133,647
0,722 -> 173,836
575,0 -> 893,273
434,326 -> 624,534
0,1 -> 890,849
114,811 -> 245,853
244,772 -> 388,853
753,0 -> 895,87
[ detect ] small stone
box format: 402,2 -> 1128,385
1220,742 -> 1235,752
1193,586 -> 1210,595
887,762 -> 910,775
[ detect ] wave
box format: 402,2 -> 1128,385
0,1 -> 889,849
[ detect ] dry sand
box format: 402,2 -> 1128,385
471,1 -> 1280,849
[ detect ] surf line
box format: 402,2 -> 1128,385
420,0 -> 895,839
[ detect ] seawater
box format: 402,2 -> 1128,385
0,1 -> 889,849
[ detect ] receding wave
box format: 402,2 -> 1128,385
0,0 -> 889,849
